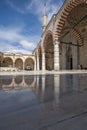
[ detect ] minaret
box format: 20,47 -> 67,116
42,3 -> 47,32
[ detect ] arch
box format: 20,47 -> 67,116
54,0 -> 87,41
24,75 -> 34,86
2,76 -> 12,85
0,52 -> 3,67
2,57 -> 13,67
25,57 -> 34,70
43,31 -> 54,70
71,29 -> 83,45
43,31 -> 54,48
15,58 -> 23,70
15,76 -> 23,84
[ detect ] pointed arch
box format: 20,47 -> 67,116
43,31 -> 54,70
54,0 -> 87,42
71,29 -> 83,45
43,31 -> 53,49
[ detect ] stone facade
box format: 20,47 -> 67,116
1,0 -> 87,71
1,53 -> 36,71
34,0 -> 87,71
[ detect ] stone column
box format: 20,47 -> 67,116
42,52 -> 45,71
62,44 -> 66,69
54,40 -> 60,71
13,62 -> 15,68
34,59 -> 36,71
13,58 -> 15,68
37,55 -> 40,71
23,61 -> 25,70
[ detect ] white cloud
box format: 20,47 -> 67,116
20,40 -> 35,49
3,0 -> 64,54
0,25 -> 39,54
7,0 -> 64,23
7,0 -> 26,14
0,26 -> 23,41
27,0 -> 64,22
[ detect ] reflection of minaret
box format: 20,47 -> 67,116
54,75 -> 60,104
42,3 -> 47,32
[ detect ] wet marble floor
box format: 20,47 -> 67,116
0,74 -> 87,130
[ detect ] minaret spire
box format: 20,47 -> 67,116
44,3 -> 46,16
42,3 -> 47,32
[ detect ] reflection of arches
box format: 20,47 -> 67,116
15,76 -> 23,84
24,75 -> 36,87
25,58 -> 34,70
1,75 -> 37,91
2,57 -> 13,67
25,75 -> 34,85
54,0 -> 87,41
44,32 -> 54,70
2,76 -> 12,85
15,58 -> 23,70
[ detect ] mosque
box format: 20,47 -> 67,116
0,0 -> 87,71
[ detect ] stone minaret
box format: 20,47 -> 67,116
42,3 -> 47,32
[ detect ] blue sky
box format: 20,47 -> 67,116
0,0 -> 64,54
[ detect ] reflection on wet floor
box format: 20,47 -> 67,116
0,74 -> 87,93
0,74 -> 87,105
0,74 -> 87,130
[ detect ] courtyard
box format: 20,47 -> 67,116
0,72 -> 87,130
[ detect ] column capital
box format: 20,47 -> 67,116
42,52 -> 45,54
54,40 -> 60,45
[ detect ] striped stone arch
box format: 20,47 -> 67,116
54,0 -> 87,42
71,29 -> 83,45
43,30 -> 53,50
